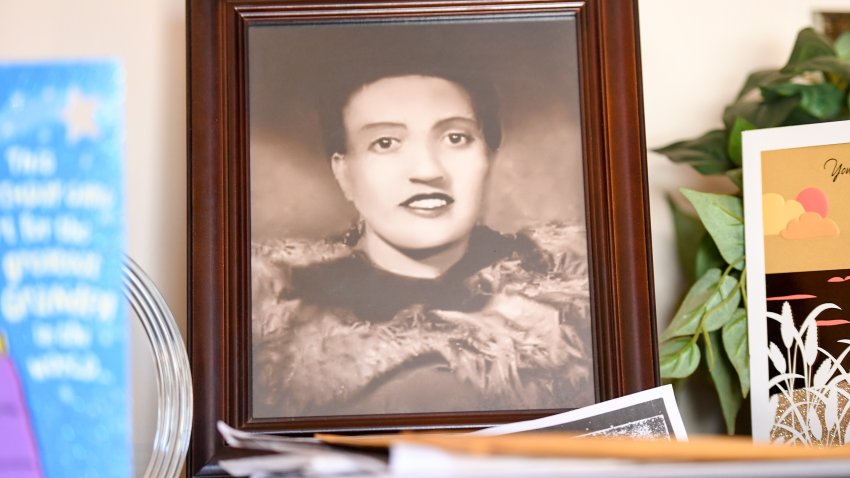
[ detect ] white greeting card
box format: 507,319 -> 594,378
743,120 -> 850,444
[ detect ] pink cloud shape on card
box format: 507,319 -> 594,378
781,212 -> 840,240
827,276 -> 850,283
766,294 -> 817,301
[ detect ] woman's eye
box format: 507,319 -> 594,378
369,137 -> 400,152
445,132 -> 472,146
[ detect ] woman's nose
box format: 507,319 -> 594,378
407,143 -> 445,184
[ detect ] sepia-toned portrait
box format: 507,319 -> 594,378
247,16 -> 594,419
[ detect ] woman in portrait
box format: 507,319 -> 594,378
251,62 -> 593,418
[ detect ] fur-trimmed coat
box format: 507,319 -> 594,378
251,225 -> 593,418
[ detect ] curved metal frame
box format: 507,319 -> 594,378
122,256 -> 193,478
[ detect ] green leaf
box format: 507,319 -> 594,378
735,69 -> 793,100
702,277 -> 741,332
722,308 -> 750,397
761,82 -> 845,120
694,235 -> 724,280
726,168 -> 743,191
706,330 -> 743,435
727,117 -> 757,166
799,83 -> 845,119
680,189 -> 745,269
782,105 -> 820,126
722,96 -> 800,130
836,31 -> 850,61
654,130 -> 733,175
784,56 -> 850,82
667,194 -> 706,281
782,27 -> 835,72
662,268 -> 734,340
660,337 -> 701,379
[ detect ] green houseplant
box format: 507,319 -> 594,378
655,27 -> 850,435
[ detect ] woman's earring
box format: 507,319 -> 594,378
342,217 -> 365,247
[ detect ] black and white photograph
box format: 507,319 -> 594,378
247,17 -> 594,419
472,385 -> 688,441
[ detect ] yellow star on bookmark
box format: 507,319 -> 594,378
62,88 -> 100,143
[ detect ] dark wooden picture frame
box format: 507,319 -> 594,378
187,1 -> 657,476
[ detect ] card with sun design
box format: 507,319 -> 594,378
744,120 -> 850,445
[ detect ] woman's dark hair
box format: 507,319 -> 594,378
316,65 -> 502,156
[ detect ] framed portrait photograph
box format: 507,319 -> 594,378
187,0 -> 657,475
743,120 -> 850,445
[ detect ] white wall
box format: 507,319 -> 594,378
1,0 -> 848,451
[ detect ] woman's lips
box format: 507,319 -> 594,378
400,193 -> 454,211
